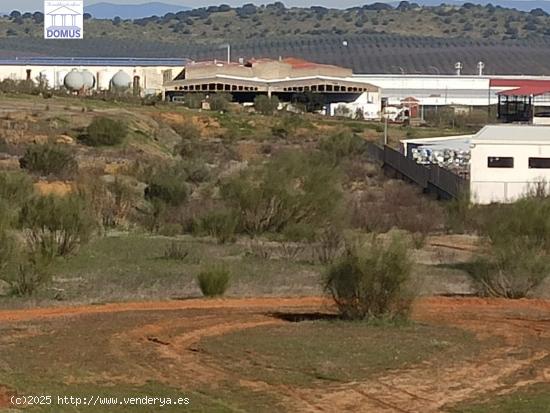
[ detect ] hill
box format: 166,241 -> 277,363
2,3 -> 550,74
85,2 -> 191,19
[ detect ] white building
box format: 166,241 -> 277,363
470,125 -> 550,204
0,57 -> 188,95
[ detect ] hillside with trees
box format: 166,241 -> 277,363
2,3 -> 550,74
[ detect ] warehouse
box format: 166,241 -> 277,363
400,125 -> 550,204
469,125 -> 550,204
164,58 -> 382,119
0,57 -> 189,95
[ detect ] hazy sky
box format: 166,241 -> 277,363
1,0 -> 388,12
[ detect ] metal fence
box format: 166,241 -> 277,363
366,142 -> 469,199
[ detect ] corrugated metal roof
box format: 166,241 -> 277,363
0,57 -> 189,67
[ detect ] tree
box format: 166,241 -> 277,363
254,95 -> 280,115
208,93 -> 232,111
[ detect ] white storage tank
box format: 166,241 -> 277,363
64,69 -> 84,91
110,70 -> 131,90
81,70 -> 96,90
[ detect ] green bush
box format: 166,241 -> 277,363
8,251 -> 53,296
0,171 -> 35,228
319,131 -> 367,164
197,266 -> 231,297
180,159 -> 210,184
220,151 -> 342,236
162,241 -> 189,261
183,93 -> 205,109
466,197 -> 550,298
83,117 -> 128,146
19,144 -> 78,178
254,95 -> 280,115
325,235 -> 413,320
470,242 -> 549,299
144,165 -> 188,207
174,122 -> 202,159
19,194 -> 96,257
209,93 -> 232,112
195,210 -> 238,244
0,229 -> 14,274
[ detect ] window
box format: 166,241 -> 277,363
487,157 -> 514,168
529,157 -> 550,169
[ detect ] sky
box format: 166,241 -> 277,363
2,0 -> 387,12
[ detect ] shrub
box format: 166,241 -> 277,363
470,242 -> 550,299
314,224 -> 344,264
197,266 -> 231,297
19,144 -> 78,178
19,194 -> 96,257
467,197 -> 550,298
0,171 -> 34,206
0,229 -> 14,274
254,95 -> 280,115
83,117 -> 128,146
183,93 -> 206,109
208,93 -> 232,112
195,210 -> 238,244
325,235 -> 413,320
77,174 -> 138,229
180,159 -> 210,184
8,251 -> 53,296
144,165 -> 188,207
163,241 -> 189,261
319,131 -> 367,164
220,151 -> 342,236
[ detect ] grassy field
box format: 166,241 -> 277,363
0,303 -> 493,413
201,321 -> 485,386
0,231 -> 476,306
449,383 -> 550,413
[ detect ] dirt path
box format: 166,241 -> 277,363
0,297 -> 549,412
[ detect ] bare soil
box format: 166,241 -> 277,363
0,297 -> 548,412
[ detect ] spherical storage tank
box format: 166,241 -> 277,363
110,70 -> 131,89
64,69 -> 84,91
81,70 -> 96,89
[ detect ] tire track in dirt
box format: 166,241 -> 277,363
1,297 -> 549,413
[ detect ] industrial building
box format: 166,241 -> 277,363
400,125 -> 550,204
0,57 -> 189,95
164,58 -> 382,119
469,125 -> 550,204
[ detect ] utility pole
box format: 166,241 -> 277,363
219,44 -> 231,63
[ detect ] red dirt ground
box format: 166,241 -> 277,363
0,297 -> 549,412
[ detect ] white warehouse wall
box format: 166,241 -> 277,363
329,91 -> 381,120
470,141 -> 550,204
0,65 -> 175,94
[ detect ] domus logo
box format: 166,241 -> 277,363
44,1 -> 84,39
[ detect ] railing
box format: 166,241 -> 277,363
366,142 -> 468,199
